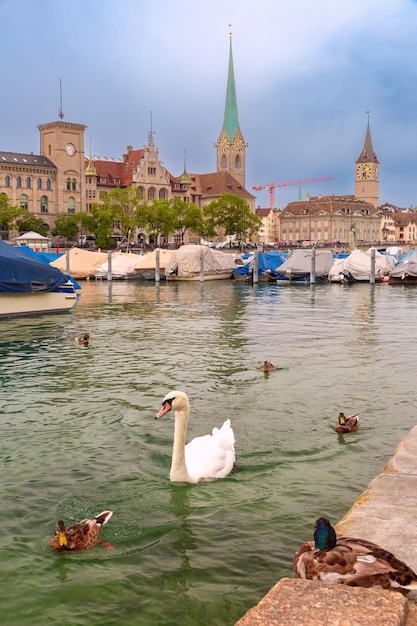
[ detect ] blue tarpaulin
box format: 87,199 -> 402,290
0,240 -> 68,294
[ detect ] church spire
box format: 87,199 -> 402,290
223,31 -> 239,142
356,113 -> 379,164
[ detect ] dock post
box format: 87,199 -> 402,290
155,248 -> 161,283
370,248 -> 376,284
311,248 -> 316,284
107,250 -> 112,281
253,250 -> 259,284
66,250 -> 70,275
200,246 -> 205,282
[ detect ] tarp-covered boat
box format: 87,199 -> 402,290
329,248 -> 395,283
269,248 -> 334,283
0,240 -> 77,318
389,249 -> 417,284
134,248 -> 173,280
50,247 -> 108,279
234,251 -> 286,281
95,252 -> 144,280
165,244 -> 238,281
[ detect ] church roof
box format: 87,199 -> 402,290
188,171 -> 254,200
356,120 -> 379,164
222,36 -> 240,142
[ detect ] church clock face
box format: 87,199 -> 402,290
65,143 -> 76,156
356,163 -> 372,180
232,136 -> 245,151
218,135 -> 229,152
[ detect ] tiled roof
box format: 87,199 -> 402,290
280,195 -> 377,216
0,151 -> 56,168
392,212 -> 417,226
188,171 -> 254,199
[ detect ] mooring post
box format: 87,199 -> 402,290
107,250 -> 112,281
253,249 -> 259,284
370,248 -> 376,284
311,248 -> 316,284
200,246 -> 205,282
155,248 -> 160,283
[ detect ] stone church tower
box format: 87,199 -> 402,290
355,116 -> 379,208
216,33 -> 246,188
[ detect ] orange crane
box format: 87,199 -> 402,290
252,176 -> 333,208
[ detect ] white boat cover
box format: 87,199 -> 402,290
50,248 -> 109,279
165,244 -> 238,278
276,249 -> 334,277
389,250 -> 417,279
95,252 -> 144,279
329,248 -> 395,282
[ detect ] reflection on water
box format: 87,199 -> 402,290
1,280 -> 417,625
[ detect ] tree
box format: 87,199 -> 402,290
15,210 -> 48,236
51,213 -> 79,240
87,203 -> 115,249
136,199 -> 176,245
102,187 -> 139,236
0,193 -> 23,236
203,194 -> 261,244
169,198 -> 203,243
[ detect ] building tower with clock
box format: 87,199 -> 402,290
355,116 -> 379,208
216,32 -> 246,188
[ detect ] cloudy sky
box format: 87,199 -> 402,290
1,0 -> 417,208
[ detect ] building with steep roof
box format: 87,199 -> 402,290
355,117 -> 379,208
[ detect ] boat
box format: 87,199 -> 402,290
134,248 -> 173,280
268,249 -> 334,284
95,252 -> 144,280
165,244 -> 238,281
0,240 -> 77,318
389,249 -> 417,284
234,250 -> 286,282
50,247 -> 109,279
329,248 -> 395,283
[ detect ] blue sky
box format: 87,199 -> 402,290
1,0 -> 417,208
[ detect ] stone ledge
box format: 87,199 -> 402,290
235,578 -> 415,626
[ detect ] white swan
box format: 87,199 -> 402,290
155,390 -> 236,483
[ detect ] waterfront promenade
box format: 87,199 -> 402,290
235,425 -> 417,625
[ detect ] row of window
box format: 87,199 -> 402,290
4,176 -> 53,190
17,194 -> 77,214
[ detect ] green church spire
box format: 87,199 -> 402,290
223,33 -> 239,142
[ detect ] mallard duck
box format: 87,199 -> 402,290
50,510 -> 113,551
260,361 -> 276,372
335,412 -> 359,433
293,517 -> 417,595
76,333 -> 90,345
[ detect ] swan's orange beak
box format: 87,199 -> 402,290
156,400 -> 172,419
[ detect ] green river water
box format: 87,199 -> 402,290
1,279 -> 417,625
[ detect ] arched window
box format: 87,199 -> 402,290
46,179 -> 52,190
5,175 -> 11,187
221,155 -> 227,170
20,194 -> 28,210
137,186 -> 145,200
72,179 -> 76,191
26,177 -> 31,188
48,144 -> 52,156
159,188 -> 168,200
67,197 -> 75,214
37,178 -> 42,189
234,155 -> 241,169
16,176 -> 22,188
148,187 -> 156,200
66,178 -> 71,191
40,196 -> 48,213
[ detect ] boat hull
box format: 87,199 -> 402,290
166,272 -> 234,282
0,290 -> 77,319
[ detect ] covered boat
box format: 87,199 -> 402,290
0,240 -> 77,318
134,248 -> 173,280
389,249 -> 417,284
269,248 -> 334,283
165,244 -> 238,281
50,247 -> 108,279
95,252 -> 144,280
234,251 -> 286,281
329,248 -> 394,283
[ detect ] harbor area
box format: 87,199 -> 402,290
235,425 -> 417,626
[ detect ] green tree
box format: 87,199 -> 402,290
102,187 -> 139,236
203,194 -> 261,244
0,193 -> 23,236
51,213 -> 79,240
136,199 -> 176,245
170,198 -> 203,243
87,203 -> 115,249
15,210 -> 48,236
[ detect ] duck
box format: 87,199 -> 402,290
50,510 -> 113,551
155,390 -> 235,484
260,361 -> 275,372
335,412 -> 359,433
293,517 -> 417,595
76,333 -> 90,345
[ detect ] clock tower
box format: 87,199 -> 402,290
38,119 -> 86,214
355,116 -> 379,208
216,32 -> 246,188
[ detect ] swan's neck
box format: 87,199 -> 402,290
170,406 -> 193,483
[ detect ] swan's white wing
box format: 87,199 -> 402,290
185,419 -> 235,481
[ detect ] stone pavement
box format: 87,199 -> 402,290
235,425 -> 417,626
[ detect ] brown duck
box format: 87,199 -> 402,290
293,517 -> 417,595
50,510 -> 113,551
335,412 -> 359,433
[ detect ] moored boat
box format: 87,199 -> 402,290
389,249 -> 417,284
269,248 -> 334,284
0,240 -> 77,318
165,244 -> 238,281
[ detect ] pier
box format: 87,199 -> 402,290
235,426 -> 417,625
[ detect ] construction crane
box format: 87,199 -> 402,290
252,176 -> 333,208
